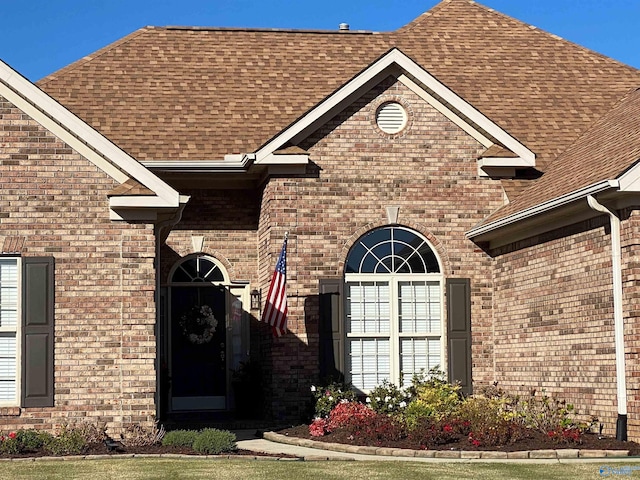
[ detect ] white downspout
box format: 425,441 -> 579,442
587,194 -> 627,441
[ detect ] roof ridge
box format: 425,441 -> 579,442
37,27 -> 153,86
394,0 -> 457,35
161,25 -> 375,34
469,0 -> 640,73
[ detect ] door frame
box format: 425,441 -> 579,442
160,254 -> 250,414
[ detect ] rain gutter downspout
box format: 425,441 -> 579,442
154,199 -> 189,419
587,194 -> 627,441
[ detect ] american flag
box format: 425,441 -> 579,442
261,235 -> 288,337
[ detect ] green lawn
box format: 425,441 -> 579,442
1,458 -> 639,480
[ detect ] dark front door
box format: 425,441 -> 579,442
170,285 -> 227,411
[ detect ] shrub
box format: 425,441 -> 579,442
358,414 -> 405,444
455,395 -> 528,447
43,426 -> 86,456
122,421 -> 165,447
192,429 -> 237,454
311,382 -> 356,418
367,380 -> 411,416
162,429 -> 200,448
511,389 -> 596,436
403,370 -> 462,428
309,418 -> 329,437
327,401 -> 376,432
0,432 -> 20,455
16,429 -> 46,451
407,417 -> 462,448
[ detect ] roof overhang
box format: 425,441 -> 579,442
0,59 -> 187,221
465,180 -> 628,249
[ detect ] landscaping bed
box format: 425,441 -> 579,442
290,370 -> 640,456
277,424 -> 640,455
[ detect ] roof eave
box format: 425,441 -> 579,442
466,179 -> 620,241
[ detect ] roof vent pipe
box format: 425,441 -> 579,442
339,23 -> 349,31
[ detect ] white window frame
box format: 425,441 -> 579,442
345,273 -> 444,391
0,257 -> 21,407
343,226 -> 445,393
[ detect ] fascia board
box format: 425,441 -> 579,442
0,60 -> 180,206
109,196 -> 183,208
259,154 -> 309,165
477,157 -> 532,168
466,180 -> 618,239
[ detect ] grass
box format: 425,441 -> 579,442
0,458 -> 639,480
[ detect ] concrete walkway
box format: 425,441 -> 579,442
234,430 -> 640,464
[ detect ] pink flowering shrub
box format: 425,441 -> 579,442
309,418 -> 329,437
327,401 -> 376,432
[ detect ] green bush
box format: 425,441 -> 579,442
192,429 -> 237,455
0,436 -> 20,455
311,382 -> 356,418
162,429 -> 199,448
43,426 -> 86,456
403,370 -> 462,428
16,429 -> 46,451
367,380 -> 411,416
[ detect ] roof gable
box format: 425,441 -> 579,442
0,58 -> 186,220
254,47 -> 535,172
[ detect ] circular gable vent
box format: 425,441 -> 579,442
376,102 -> 407,134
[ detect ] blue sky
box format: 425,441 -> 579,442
1,0 -> 638,81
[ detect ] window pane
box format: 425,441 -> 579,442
0,260 -> 18,329
349,338 -> 390,391
347,282 -> 390,334
400,338 -> 441,387
399,281 -> 440,334
0,334 -> 16,401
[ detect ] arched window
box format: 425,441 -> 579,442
170,255 -> 226,283
344,226 -> 443,391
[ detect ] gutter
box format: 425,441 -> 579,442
141,154 -> 256,173
586,195 -> 627,441
466,180 -> 619,239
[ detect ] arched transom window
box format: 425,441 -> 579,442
344,226 -> 443,392
170,255 -> 226,283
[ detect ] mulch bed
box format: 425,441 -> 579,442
278,424 -> 640,455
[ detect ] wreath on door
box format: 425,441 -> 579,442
179,305 -> 218,344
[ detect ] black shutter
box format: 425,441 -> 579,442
318,278 -> 343,381
22,257 -> 55,408
446,278 -> 472,395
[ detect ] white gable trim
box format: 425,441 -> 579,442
254,48 -> 535,168
397,73 -> 493,148
0,60 -> 181,209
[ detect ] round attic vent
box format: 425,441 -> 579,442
376,102 -> 407,134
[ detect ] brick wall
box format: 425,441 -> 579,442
490,215 -> 636,438
0,96 -> 157,434
258,78 -> 504,421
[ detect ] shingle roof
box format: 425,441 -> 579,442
483,87 -> 640,224
37,0 -> 640,176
